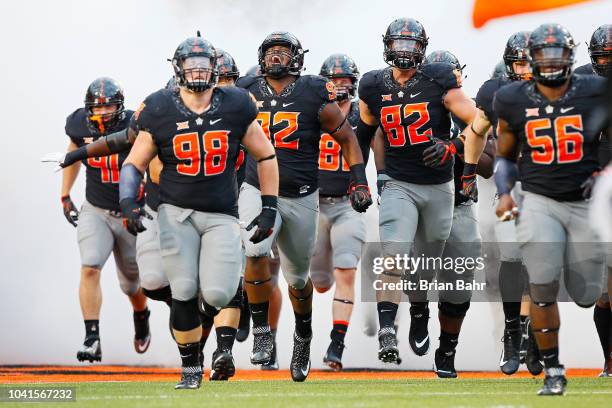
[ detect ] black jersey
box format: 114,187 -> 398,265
133,86 -> 257,217
494,75 -> 608,201
317,101 -> 364,197
236,74 -> 336,197
65,108 -> 133,212
475,77 -> 511,138
145,180 -> 160,212
359,63 -> 460,185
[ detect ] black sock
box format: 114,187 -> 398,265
250,302 -> 270,328
410,301 -> 429,316
294,311 -> 312,338
377,301 -> 398,329
331,321 -> 348,343
178,342 -> 200,367
216,326 -> 237,352
502,302 -> 521,331
540,347 -> 560,368
134,308 -> 150,321
84,320 -> 100,338
520,315 -> 528,325
594,304 -> 611,360
439,330 -> 459,353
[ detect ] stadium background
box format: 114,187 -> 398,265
1,0 -> 610,370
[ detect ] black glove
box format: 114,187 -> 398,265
61,195 -> 79,227
120,198 -> 152,236
246,195 -> 277,244
460,163 -> 478,203
580,170 -> 600,199
422,137 -> 463,168
348,163 -> 372,213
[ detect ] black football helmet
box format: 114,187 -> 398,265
258,31 -> 306,78
319,54 -> 360,101
383,18 -> 428,70
171,31 -> 218,92
588,24 -> 612,77
491,60 -> 508,79
84,77 -> 125,134
246,65 -> 262,77
503,31 -> 531,81
216,49 -> 240,81
424,50 -> 464,71
528,24 -> 575,87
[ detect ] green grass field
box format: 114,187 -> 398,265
2,378 -> 611,408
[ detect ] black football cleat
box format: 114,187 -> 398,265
175,366 -> 202,390
433,348 -> 457,379
500,329 -> 521,375
133,309 -> 151,354
323,340 -> 345,371
290,332 -> 312,382
378,327 -> 402,364
209,349 -> 235,381
525,323 -> 543,376
236,293 -> 251,343
408,305 -> 430,356
77,336 -> 102,363
261,338 -> 279,371
251,326 -> 274,365
537,366 -> 567,396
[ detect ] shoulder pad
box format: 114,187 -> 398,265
303,74 -> 337,102
235,75 -> 259,90
574,64 -> 596,76
475,78 -> 505,112
65,108 -> 90,137
420,62 -> 459,90
575,74 -> 607,96
493,81 -> 524,105
358,69 -> 383,100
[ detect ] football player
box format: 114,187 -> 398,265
359,18 -> 477,365
494,23 -> 607,395
236,31 -> 371,382
312,53 -> 369,371
421,50 -> 495,378
119,34 -> 279,389
59,77 -> 150,363
575,24 -> 612,377
461,31 -> 543,376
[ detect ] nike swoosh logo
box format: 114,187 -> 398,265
560,107 -> 574,113
282,102 -> 295,107
221,334 -> 233,338
252,310 -> 263,314
410,92 -> 421,98
381,309 -> 394,313
415,336 -> 429,348
210,118 -> 222,125
351,126 -> 357,130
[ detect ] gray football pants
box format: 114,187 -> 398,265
157,203 -> 242,307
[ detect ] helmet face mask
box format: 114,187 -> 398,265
258,32 -> 306,79
319,53 -> 360,101
84,77 -> 125,134
528,24 -> 575,87
172,34 -> 218,93
383,18 -> 428,70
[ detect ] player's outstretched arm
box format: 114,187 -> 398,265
119,131 -> 157,235
242,119 -> 279,244
463,108 -> 493,166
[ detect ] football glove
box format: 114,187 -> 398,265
61,195 -> 79,227
246,195 -> 277,244
120,198 -> 152,236
460,163 -> 478,203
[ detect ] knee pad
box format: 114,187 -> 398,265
119,280 -> 140,297
143,285 -> 172,303
335,253 -> 359,270
202,288 -> 233,309
438,301 -> 470,319
222,282 -> 243,309
529,281 -> 559,305
171,298 -> 200,331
